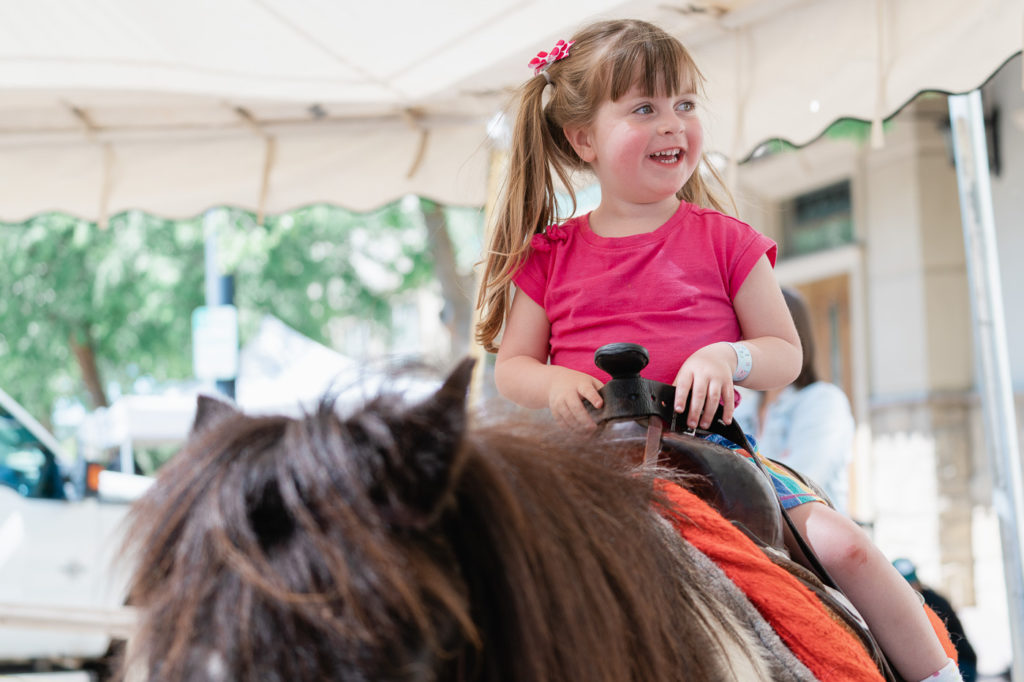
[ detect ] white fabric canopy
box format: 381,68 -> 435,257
0,0 -> 1020,221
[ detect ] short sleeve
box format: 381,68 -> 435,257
516,228 -> 565,303
727,225 -> 777,299
512,238 -> 552,305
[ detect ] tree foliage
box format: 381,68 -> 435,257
221,200 -> 438,347
0,199 -> 482,426
0,212 -> 206,423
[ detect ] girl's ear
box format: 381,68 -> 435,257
563,124 -> 596,163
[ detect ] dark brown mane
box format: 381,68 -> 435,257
118,360 -> 781,681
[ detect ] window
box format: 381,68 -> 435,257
0,407 -> 62,499
780,181 -> 854,257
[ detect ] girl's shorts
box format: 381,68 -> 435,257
704,434 -> 825,510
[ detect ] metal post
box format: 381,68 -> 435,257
948,90 -> 1024,681
202,208 -> 237,400
216,274 -> 236,399
203,208 -> 221,308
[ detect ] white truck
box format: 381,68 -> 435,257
0,387 -> 144,677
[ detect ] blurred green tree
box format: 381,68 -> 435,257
0,212 -> 206,423
0,199 -> 482,426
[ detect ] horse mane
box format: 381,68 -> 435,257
118,360 -> 772,681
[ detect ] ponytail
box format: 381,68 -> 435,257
475,77 -> 577,353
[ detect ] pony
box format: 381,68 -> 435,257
117,358 -> 890,681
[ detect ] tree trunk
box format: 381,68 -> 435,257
422,202 -> 474,360
69,328 -> 109,409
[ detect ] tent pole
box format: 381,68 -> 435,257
948,90 -> 1024,681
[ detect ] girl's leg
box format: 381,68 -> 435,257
786,502 -> 955,682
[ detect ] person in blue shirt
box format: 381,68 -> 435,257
753,287 -> 855,514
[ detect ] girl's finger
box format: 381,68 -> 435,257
674,374 -> 693,414
552,409 -> 568,430
554,402 -> 574,430
720,382 -> 735,425
700,384 -> 720,429
581,384 -> 603,409
570,398 -> 597,431
687,384 -> 707,429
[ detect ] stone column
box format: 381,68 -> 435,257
862,95 -> 976,603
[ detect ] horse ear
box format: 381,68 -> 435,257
413,356 -> 475,437
428,356 -> 475,416
383,357 -> 475,525
191,394 -> 239,435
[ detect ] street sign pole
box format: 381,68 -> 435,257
201,208 -> 237,399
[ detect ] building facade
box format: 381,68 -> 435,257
733,54 -> 1023,670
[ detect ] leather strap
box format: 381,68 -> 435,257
644,415 -> 664,465
710,417 -> 841,592
586,345 -> 842,592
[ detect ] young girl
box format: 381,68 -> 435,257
475,19 -> 960,682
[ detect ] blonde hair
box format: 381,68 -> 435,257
475,19 -> 735,352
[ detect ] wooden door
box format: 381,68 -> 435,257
793,275 -> 853,406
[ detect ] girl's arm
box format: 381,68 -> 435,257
732,255 -> 802,389
674,255 -> 802,430
495,289 -> 604,430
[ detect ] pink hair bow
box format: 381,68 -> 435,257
528,39 -> 575,76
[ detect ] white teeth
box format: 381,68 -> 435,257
650,149 -> 681,163
651,149 -> 681,159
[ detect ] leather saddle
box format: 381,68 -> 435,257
586,343 -> 898,681
585,342 -> 833,555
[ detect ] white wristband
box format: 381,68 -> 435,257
729,342 -> 752,382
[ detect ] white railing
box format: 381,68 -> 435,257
0,603 -> 136,640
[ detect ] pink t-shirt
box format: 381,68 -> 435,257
513,201 -> 776,385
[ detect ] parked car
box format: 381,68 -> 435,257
0,386 -> 149,675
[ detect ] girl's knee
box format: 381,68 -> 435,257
792,503 -> 874,570
829,532 -> 872,570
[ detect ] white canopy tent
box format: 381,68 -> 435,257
0,0 -> 1020,222
3,0 -> 1024,673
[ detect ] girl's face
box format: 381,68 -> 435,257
566,82 -> 703,209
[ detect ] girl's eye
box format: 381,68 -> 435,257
633,104 -> 654,115
677,100 -> 697,112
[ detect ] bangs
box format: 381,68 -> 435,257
598,32 -> 703,101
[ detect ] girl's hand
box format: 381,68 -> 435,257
548,367 -> 604,432
672,342 -> 736,430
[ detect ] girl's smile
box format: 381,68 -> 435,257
650,148 -> 684,164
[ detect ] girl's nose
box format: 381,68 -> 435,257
658,114 -> 684,135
